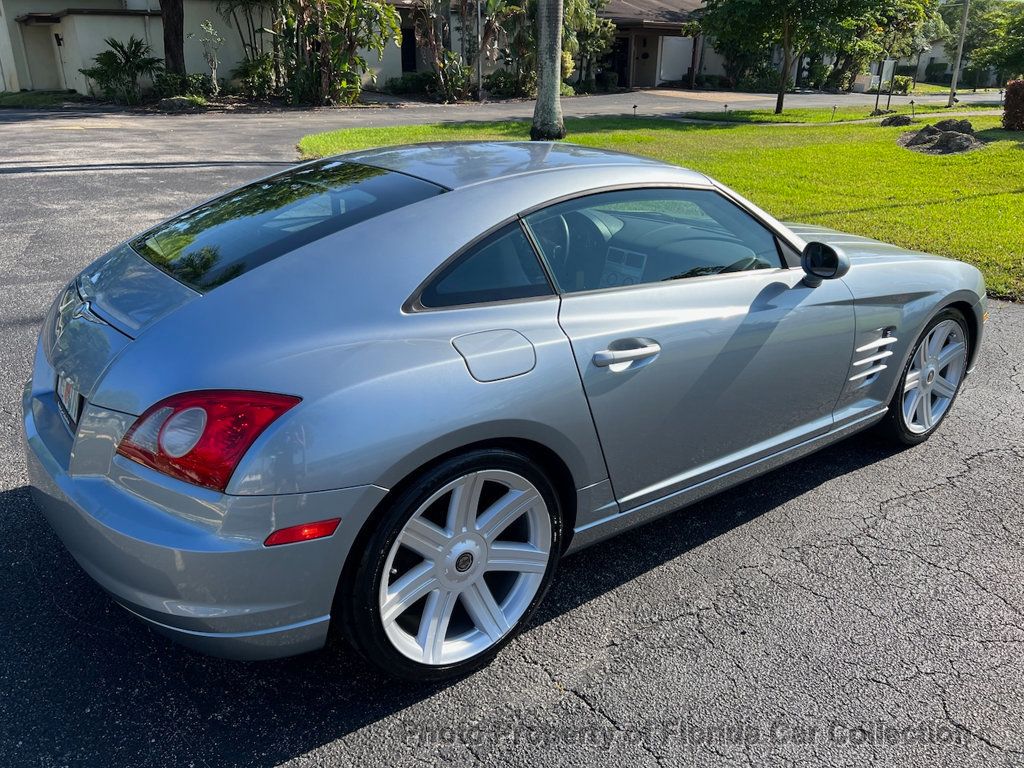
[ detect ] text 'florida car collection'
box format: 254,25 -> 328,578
24,143 -> 984,680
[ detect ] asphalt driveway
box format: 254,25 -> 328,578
0,97 -> 1021,767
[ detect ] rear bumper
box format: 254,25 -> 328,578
23,380 -> 388,661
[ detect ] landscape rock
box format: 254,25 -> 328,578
934,118 -> 974,134
880,114 -> 912,127
157,96 -> 202,113
906,125 -> 941,146
932,130 -> 977,153
898,123 -> 983,154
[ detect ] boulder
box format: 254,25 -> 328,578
157,96 -> 201,113
906,125 -> 941,146
932,131 -> 977,153
880,114 -> 912,127
934,118 -> 974,134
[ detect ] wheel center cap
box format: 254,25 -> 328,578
926,369 -> 936,385
438,534 -> 486,588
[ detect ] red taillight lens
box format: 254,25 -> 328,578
264,518 -> 341,547
117,390 -> 301,492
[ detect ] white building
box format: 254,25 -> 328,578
0,0 -> 727,96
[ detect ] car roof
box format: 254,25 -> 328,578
338,141 -> 709,191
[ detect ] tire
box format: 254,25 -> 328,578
880,307 -> 970,446
339,449 -> 563,681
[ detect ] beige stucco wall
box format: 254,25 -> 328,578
0,1 -> 22,89
5,0 -> 406,94
1,0 -> 122,90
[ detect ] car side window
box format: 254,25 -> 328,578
523,188 -> 784,293
418,222 -> 553,308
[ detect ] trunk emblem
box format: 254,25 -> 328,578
54,283 -> 103,344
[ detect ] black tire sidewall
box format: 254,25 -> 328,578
341,449 -> 563,682
885,307 -> 970,445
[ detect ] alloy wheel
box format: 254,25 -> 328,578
378,469 -> 552,665
901,318 -> 967,434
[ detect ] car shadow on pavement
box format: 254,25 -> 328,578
0,429 -> 900,767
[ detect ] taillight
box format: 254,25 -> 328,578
117,390 -> 301,492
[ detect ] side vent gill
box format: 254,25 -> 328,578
849,330 -> 897,383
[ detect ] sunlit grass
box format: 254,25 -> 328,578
299,115 -> 1024,300
677,103 -> 1001,124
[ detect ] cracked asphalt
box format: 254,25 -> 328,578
1,99 -> 1022,767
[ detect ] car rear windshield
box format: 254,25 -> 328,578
130,160 -> 445,291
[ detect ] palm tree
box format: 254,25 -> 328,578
530,0 -> 565,139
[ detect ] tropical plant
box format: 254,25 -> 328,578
79,36 -> 163,104
413,0 -> 473,101
232,52 -> 275,99
564,0 -> 614,89
280,0 -> 401,105
531,0 -> 564,138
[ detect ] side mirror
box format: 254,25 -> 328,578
801,241 -> 850,287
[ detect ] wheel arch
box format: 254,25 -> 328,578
331,435 -> 580,627
941,298 -> 982,371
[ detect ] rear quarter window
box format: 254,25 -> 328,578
131,160 -> 445,291
418,222 -> 553,308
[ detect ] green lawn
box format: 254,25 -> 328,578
299,116 -> 1024,300
910,82 -> 1002,96
0,90 -> 90,108
677,103 -> 1001,124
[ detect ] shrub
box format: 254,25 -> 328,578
483,69 -> 520,98
384,71 -> 435,95
79,36 -> 162,104
879,75 -> 913,95
895,64 -> 917,77
152,72 -> 214,99
595,70 -> 618,91
1004,79 -> 1024,131
232,54 -> 274,100
806,61 -> 831,89
925,61 -> 948,82
427,51 -> 472,102
560,81 -> 575,97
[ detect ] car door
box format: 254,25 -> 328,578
523,186 -> 855,512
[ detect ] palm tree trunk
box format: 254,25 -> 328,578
530,0 -> 565,140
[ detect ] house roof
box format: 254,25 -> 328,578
600,0 -> 702,28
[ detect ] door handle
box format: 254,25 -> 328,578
592,341 -> 662,368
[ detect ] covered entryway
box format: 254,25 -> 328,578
19,21 -> 62,90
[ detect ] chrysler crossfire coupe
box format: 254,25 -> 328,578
24,142 -> 985,680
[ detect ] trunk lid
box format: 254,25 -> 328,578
44,245 -> 197,404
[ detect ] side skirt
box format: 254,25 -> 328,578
564,407 -> 887,554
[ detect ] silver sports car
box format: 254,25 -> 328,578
24,142 -> 985,680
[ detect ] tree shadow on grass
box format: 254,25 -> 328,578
0,429 -> 899,767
